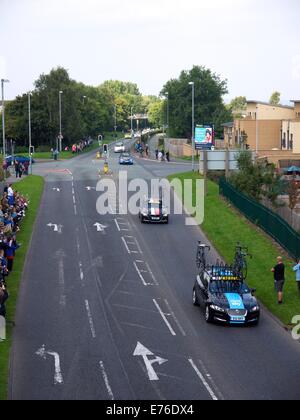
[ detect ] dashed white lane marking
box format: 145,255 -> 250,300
114,219 -> 121,232
85,300 -> 96,339
153,299 -> 176,336
164,299 -> 186,336
79,262 -> 84,284
73,196 -> 76,205
122,237 -> 131,254
188,359 -> 218,401
58,258 -> 66,307
99,361 -> 115,401
133,261 -> 147,286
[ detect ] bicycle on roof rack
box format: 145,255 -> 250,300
196,242 -> 211,273
232,243 -> 252,280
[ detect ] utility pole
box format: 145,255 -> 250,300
189,82 -> 195,171
1,79 -> 9,168
28,92 -> 33,174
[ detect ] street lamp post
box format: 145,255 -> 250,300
131,107 -> 134,137
59,91 -> 63,152
189,82 -> 195,171
165,92 -> 169,140
114,104 -> 117,139
28,92 -> 33,175
1,79 -> 9,168
255,105 -> 259,156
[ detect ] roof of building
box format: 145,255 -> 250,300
247,100 -> 294,110
221,122 -> 234,128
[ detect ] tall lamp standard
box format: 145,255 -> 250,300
28,91 -> 33,174
165,92 -> 169,140
189,81 -> 195,172
130,106 -> 134,137
114,104 -> 117,139
255,105 -> 259,156
1,79 -> 9,170
59,91 -> 63,152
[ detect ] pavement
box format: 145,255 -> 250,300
8,139 -> 300,400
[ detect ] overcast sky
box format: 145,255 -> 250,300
1,0 -> 300,102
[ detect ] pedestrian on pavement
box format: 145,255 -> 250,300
14,161 -> 19,178
0,281 -> 9,318
158,151 -> 163,162
293,260 -> 300,295
5,236 -> 20,272
161,149 -> 165,160
7,184 -> 14,207
271,256 -> 285,304
24,161 -> 29,175
145,144 -> 149,157
155,149 -> 159,160
166,151 -> 170,162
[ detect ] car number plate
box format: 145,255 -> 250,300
230,316 -> 245,322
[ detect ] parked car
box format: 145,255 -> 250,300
5,155 -> 35,167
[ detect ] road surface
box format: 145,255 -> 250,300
9,141 -> 300,400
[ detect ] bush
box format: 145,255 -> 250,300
36,145 -> 51,152
207,171 -> 225,183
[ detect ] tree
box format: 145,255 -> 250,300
228,96 -> 247,118
148,100 -> 164,128
269,91 -> 281,106
287,176 -> 300,224
161,66 -> 230,139
230,151 -> 282,204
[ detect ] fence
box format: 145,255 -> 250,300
219,178 -> 300,260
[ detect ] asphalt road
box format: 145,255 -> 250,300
8,141 -> 300,400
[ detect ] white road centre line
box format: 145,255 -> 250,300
99,361 -> 115,401
188,359 -> 218,401
58,258 -> 66,307
74,205 -> 77,216
164,299 -> 186,336
153,299 -> 176,336
85,300 -> 96,339
133,261 -> 147,286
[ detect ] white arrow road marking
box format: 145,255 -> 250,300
133,342 -> 168,381
94,223 -> 107,233
36,345 -> 64,385
86,186 -> 96,191
47,223 -> 63,233
52,188 -> 61,192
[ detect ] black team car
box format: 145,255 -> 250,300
193,244 -> 260,326
139,198 -> 169,224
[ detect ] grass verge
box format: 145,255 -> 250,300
168,171 -> 299,327
0,175 -> 44,400
27,132 -> 125,160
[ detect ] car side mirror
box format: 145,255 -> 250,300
251,288 -> 256,295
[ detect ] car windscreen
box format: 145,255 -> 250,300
209,281 -> 250,294
116,143 -> 123,147
122,153 -> 130,157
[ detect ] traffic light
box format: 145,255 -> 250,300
103,144 -> 108,154
29,146 -> 35,155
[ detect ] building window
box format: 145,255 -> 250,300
282,132 -> 286,149
290,134 -> 293,150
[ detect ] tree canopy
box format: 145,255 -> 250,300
269,91 -> 281,106
161,65 -> 232,138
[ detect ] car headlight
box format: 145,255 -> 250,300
210,305 -> 226,313
250,306 -> 260,312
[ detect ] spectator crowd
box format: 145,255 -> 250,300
0,183 -> 28,320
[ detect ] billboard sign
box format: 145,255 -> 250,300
195,125 -> 214,150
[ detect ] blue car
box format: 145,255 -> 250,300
119,153 -> 133,165
5,155 -> 35,167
